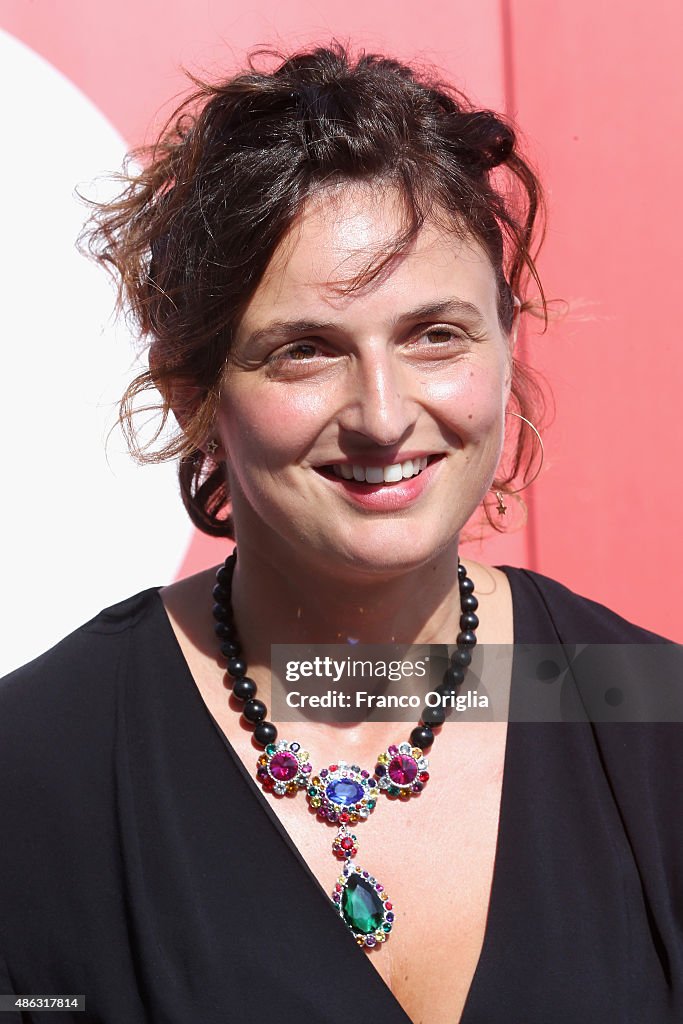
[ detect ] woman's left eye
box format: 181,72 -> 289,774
414,327 -> 468,347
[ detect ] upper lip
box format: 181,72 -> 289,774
317,453 -> 442,468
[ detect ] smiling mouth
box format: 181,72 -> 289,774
316,455 -> 442,485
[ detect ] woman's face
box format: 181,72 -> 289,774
217,182 -> 516,578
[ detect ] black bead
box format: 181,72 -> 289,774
457,562 -> 467,580
216,564 -> 233,587
461,593 -> 479,612
436,682 -> 459,699
459,577 -> 475,595
457,630 -> 477,647
227,656 -> 247,678
451,648 -> 473,668
214,621 -> 234,639
443,665 -> 465,687
410,724 -> 435,749
422,704 -> 446,726
232,677 -> 257,701
254,721 -> 278,746
220,640 -> 241,659
460,612 -> 479,631
212,584 -> 230,604
243,698 -> 267,724
212,602 -> 232,623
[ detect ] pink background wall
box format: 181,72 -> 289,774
2,0 -> 681,640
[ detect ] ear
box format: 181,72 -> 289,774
148,342 -> 224,459
509,294 -> 522,351
503,295 -> 522,398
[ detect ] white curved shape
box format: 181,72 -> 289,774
0,29 -> 193,675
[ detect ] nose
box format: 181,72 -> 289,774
337,349 -> 417,447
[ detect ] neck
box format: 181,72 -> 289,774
230,536 -> 464,662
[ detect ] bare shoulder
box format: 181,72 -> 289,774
159,565 -> 224,672
160,566 -> 218,621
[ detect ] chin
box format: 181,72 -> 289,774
308,526 -> 456,580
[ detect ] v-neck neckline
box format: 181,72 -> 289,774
150,564 -> 542,1024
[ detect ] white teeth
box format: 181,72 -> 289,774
327,457 -> 433,483
383,464 -> 404,483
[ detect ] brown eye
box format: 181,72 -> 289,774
288,344 -> 318,360
424,330 -> 457,343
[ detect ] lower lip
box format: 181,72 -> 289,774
315,459 -> 443,511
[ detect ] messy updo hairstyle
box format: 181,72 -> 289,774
82,40 -> 547,537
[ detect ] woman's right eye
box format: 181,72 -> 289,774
281,343 -> 319,361
264,341 -> 335,376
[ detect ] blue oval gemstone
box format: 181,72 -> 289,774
326,779 -> 365,806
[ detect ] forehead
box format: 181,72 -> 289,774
237,183 -> 500,334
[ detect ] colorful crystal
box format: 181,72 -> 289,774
270,751 -> 299,781
326,779 -> 365,807
388,754 -> 418,786
342,874 -> 386,934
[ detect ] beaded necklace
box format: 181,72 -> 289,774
212,550 -> 478,949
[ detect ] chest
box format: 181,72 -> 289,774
242,724 -> 509,1024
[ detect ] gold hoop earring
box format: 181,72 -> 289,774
494,412 -> 544,516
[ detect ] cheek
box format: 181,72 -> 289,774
421,365 -> 507,440
218,386 -> 330,468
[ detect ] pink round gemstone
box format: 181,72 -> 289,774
387,754 -> 418,786
269,751 -> 299,781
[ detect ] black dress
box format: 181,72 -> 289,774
0,567 -> 681,1023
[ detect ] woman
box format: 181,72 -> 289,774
1,42 -> 681,1024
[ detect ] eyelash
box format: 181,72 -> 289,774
270,326 -> 471,364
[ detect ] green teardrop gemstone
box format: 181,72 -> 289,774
341,874 -> 385,934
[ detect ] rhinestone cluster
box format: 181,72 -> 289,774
306,761 -> 378,824
374,741 -> 429,798
257,740 -> 312,795
333,862 -> 395,948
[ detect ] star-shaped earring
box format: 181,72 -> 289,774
206,439 -> 219,455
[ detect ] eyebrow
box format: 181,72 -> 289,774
241,298 -> 487,348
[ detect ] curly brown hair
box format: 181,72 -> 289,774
81,40 -> 547,538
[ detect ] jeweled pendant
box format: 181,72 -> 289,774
332,861 -> 395,948
256,739 -> 312,795
306,760 -> 378,824
375,741 -> 429,799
